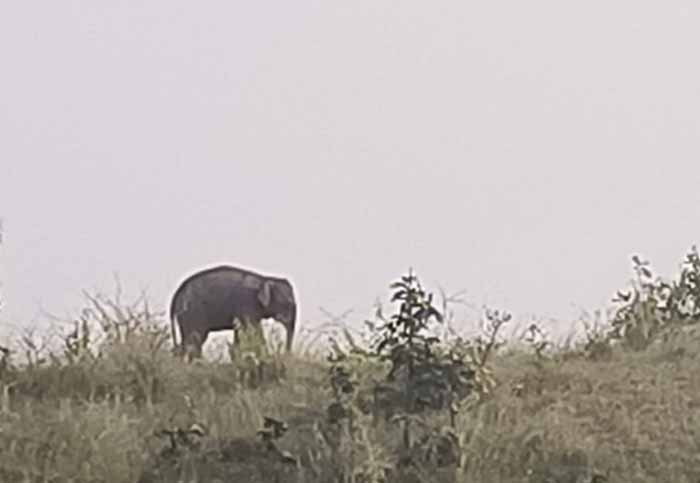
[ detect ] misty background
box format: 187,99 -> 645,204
1,2 -> 699,345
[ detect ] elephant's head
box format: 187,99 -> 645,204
257,278 -> 297,351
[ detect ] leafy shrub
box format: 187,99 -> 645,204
318,269 -> 510,482
611,246 -> 700,350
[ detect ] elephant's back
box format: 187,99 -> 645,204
172,265 -> 262,307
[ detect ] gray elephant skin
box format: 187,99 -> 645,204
169,265 -> 297,357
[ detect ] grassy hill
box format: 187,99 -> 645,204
1,252 -> 700,482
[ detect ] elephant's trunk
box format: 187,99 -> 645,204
286,308 -> 296,352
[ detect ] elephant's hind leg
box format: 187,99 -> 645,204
182,329 -> 208,360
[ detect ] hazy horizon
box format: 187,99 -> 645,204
2,2 -> 700,343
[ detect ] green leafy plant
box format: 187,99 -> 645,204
372,269 -> 443,380
668,245 -> 700,321
610,247 -> 700,350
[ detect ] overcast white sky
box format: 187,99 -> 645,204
1,1 -> 700,342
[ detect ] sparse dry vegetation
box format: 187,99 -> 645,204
1,248 -> 700,482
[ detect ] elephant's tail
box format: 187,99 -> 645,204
169,292 -> 181,350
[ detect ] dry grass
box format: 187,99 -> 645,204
0,316 -> 697,483
3,250 -> 700,483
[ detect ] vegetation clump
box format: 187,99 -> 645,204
609,246 -> 700,350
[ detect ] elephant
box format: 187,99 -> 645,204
169,265 -> 297,358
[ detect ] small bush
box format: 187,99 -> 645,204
610,246 -> 700,350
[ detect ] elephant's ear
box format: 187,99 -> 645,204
258,281 -> 272,308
